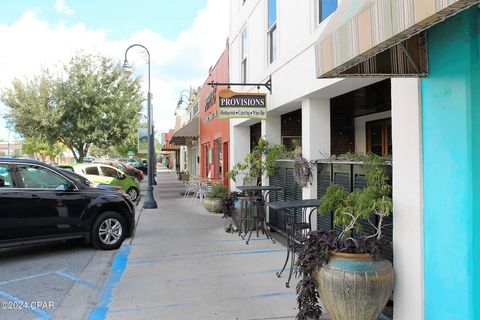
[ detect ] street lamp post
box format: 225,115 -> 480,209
122,44 -> 157,209
138,112 -> 157,185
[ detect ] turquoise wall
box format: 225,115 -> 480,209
422,7 -> 479,320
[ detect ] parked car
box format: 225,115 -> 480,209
127,159 -> 148,174
0,158 -> 135,250
60,169 -> 124,194
93,159 -> 144,181
58,163 -> 140,201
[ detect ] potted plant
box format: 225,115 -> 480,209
227,138 -> 293,186
296,155 -> 394,320
202,183 -> 228,213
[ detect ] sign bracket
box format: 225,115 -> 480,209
208,75 -> 272,94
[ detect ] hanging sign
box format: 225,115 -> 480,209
218,89 -> 267,120
137,128 -> 148,154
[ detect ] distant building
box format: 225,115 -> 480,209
0,141 -> 23,157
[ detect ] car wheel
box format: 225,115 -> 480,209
91,211 -> 127,250
127,187 -> 139,201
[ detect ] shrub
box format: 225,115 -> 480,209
206,183 -> 228,199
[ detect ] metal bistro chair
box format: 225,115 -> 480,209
276,206 -> 318,288
184,180 -> 198,198
193,181 -> 213,202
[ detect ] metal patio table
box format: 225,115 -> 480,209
265,199 -> 320,288
236,186 -> 282,244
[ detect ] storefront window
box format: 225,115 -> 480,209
366,118 -> 392,157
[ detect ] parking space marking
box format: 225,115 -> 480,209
0,289 -> 51,320
0,271 -> 56,286
88,244 -> 131,320
54,270 -> 97,290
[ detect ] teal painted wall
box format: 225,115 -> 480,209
422,7 -> 479,320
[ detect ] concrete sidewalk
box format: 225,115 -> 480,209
92,169 -> 305,320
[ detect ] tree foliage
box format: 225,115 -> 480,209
227,138 -> 293,185
22,136 -> 65,161
2,53 -> 143,162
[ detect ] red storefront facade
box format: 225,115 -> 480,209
199,44 -> 229,185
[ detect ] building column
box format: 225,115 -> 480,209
230,124 -> 250,190
262,115 -> 281,186
422,8 -> 479,319
261,115 -> 281,145
302,98 -> 330,230
391,78 -> 424,320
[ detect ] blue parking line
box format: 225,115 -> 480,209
249,292 -> 295,299
129,248 -> 286,265
88,244 -> 131,320
54,270 -> 97,290
0,289 -> 51,320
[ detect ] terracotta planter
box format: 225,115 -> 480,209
202,198 -> 224,213
314,252 -> 394,320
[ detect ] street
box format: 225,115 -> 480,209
0,220 -> 132,320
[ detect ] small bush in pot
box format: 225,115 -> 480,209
295,155 -> 394,320
202,184 -> 228,213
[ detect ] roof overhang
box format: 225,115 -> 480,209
161,143 -> 181,151
315,0 -> 479,78
170,118 -> 199,145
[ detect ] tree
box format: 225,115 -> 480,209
22,136 -> 65,163
2,53 -> 143,162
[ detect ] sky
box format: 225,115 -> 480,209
0,0 -> 229,141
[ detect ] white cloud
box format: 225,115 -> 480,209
54,0 -> 74,16
0,0 -> 229,140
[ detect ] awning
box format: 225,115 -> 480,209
170,117 -> 199,145
315,0 -> 479,78
160,143 -> 180,151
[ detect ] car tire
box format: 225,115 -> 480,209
91,211 -> 127,250
127,187 -> 139,201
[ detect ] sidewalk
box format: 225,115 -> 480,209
92,169 -> 305,320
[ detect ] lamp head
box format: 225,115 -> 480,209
121,59 -> 133,77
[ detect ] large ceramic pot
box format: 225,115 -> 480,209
202,198 -> 224,213
314,252 -> 394,320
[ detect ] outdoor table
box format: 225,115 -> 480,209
265,199 -> 320,288
236,186 -> 282,244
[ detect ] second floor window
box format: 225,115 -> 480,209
241,29 -> 248,83
319,0 -> 337,24
267,0 -> 277,63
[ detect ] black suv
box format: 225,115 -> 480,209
0,158 -> 135,250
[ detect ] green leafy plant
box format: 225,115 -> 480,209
295,154 -> 393,320
206,183 -> 228,199
227,138 -> 293,184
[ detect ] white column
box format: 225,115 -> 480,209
230,124 -> 250,190
302,98 -> 330,230
262,115 -> 282,186
391,78 -> 424,320
261,115 -> 281,145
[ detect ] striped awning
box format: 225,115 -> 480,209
315,0 -> 479,78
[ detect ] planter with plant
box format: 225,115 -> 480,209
202,183 -> 228,213
296,155 -> 394,320
227,138 -> 293,186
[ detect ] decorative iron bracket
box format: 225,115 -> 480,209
207,75 -> 272,94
